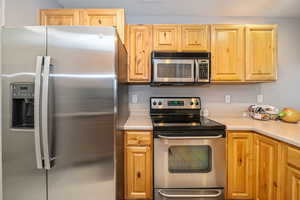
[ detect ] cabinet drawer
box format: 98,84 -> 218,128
287,146 -> 300,169
126,131 -> 152,146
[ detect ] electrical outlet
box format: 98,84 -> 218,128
132,94 -> 138,104
257,94 -> 263,103
225,95 -> 231,104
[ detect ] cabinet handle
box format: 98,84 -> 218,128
137,171 -> 141,178
163,32 -> 167,37
98,19 -> 102,24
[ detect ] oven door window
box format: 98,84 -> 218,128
153,59 -> 195,82
168,145 -> 212,173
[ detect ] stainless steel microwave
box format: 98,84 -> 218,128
151,52 -> 211,86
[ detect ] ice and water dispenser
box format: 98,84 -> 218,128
11,83 -> 34,129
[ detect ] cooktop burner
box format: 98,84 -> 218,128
150,97 -> 226,137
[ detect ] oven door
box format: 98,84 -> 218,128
153,59 -> 195,82
154,135 -> 226,189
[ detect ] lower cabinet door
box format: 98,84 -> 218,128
285,166 -> 300,200
227,131 -> 254,199
254,135 -> 281,200
125,146 -> 152,199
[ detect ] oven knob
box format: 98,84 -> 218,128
158,102 -> 162,106
190,102 -> 194,105
195,102 -> 199,105
153,101 -> 157,106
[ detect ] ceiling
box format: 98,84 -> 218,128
56,0 -> 300,18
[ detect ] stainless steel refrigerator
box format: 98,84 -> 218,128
1,26 -> 128,200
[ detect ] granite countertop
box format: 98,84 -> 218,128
123,113 -> 300,147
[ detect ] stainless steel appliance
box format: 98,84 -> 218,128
1,26 -> 128,200
151,52 -> 210,86
150,97 -> 226,200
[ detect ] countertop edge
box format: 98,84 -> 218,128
122,116 -> 300,148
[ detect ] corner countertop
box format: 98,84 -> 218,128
123,113 -> 300,148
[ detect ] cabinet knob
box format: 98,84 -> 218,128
98,19 -> 102,24
163,32 -> 167,37
137,171 -> 141,178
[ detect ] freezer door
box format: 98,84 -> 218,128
1,27 -> 47,200
46,27 -> 117,200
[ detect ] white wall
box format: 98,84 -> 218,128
5,0 -> 61,25
261,20 -> 300,110
127,16 -> 300,115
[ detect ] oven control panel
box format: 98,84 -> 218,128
151,97 -> 200,109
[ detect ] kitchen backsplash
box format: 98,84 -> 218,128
128,84 -> 261,117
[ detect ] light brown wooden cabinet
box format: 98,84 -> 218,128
211,24 -> 277,83
180,25 -> 210,51
245,25 -> 278,81
211,25 -> 245,82
40,9 -> 125,43
126,25 -> 153,83
282,145 -> 300,200
153,24 -> 180,51
40,9 -> 80,26
227,131 -> 254,199
124,131 -> 153,200
253,134 -> 282,200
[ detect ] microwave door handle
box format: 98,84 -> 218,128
158,189 -> 223,198
34,56 -> 44,169
41,56 -> 54,170
157,135 -> 223,140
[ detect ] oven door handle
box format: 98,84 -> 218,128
157,135 -> 224,140
158,189 -> 222,198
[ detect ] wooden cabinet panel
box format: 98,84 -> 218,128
79,9 -> 125,43
126,131 -> 152,146
181,25 -> 210,51
40,9 -> 80,26
287,146 -> 300,169
124,131 -> 153,200
127,25 -> 153,82
211,25 -> 245,82
245,25 -> 277,81
283,145 -> 300,200
227,131 -> 254,199
254,134 -> 281,200
285,166 -> 300,200
153,24 -> 180,51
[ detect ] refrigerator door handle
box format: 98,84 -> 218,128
34,56 -> 44,169
41,56 -> 53,170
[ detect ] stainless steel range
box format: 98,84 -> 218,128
150,97 -> 226,200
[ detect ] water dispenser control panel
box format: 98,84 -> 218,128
12,83 -> 34,99
11,83 -> 34,129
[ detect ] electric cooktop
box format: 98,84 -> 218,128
150,97 -> 226,137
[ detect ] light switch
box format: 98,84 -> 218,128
225,95 -> 231,104
132,94 -> 138,104
257,94 -> 263,103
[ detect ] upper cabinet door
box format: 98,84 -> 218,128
40,9 -> 80,26
245,25 -> 277,81
153,25 -> 180,51
211,25 -> 245,81
181,25 -> 210,51
127,25 -> 153,82
79,9 -> 125,43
